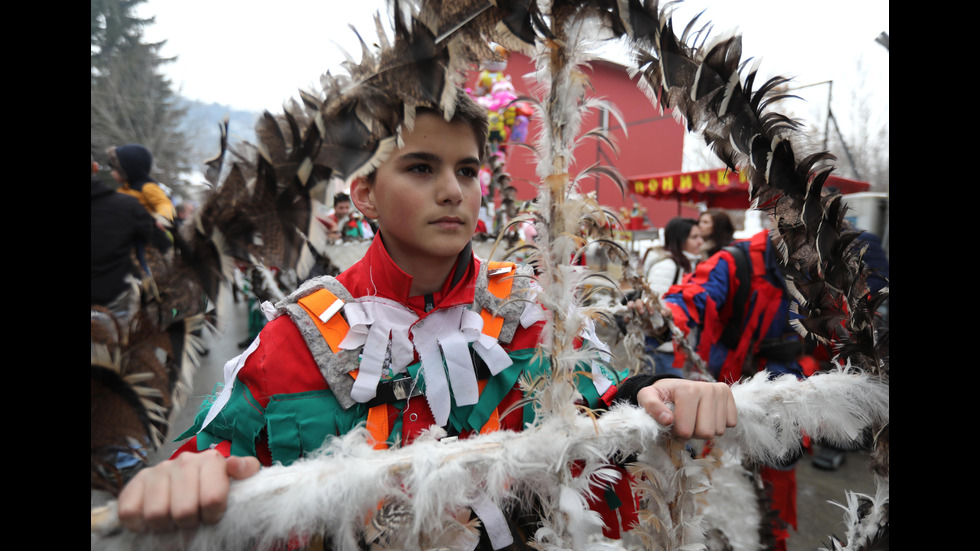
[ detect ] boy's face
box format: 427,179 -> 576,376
351,112 -> 482,269
334,200 -> 351,218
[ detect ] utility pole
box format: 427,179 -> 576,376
596,107 -> 609,202
786,80 -> 862,180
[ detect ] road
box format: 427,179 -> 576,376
146,297 -> 882,550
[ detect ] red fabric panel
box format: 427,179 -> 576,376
569,462 -> 640,539
237,316 -> 329,408
760,465 -> 798,536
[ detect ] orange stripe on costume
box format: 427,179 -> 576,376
297,289 -> 350,353
367,405 -> 390,450
479,261 -> 516,339
478,379 -> 501,434
478,262 -> 514,434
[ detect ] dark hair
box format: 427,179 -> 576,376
699,210 -> 735,256
105,144 -> 154,190
417,88 -> 489,162
364,88 -> 489,184
663,217 -> 699,272
333,192 -> 351,204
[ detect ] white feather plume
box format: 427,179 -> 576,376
92,367 -> 887,550
822,477 -> 889,551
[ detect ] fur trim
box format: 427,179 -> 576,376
93,368 -> 888,550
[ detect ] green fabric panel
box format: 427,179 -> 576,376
402,348 -> 543,432
459,355 -> 529,431
604,483 -> 623,510
265,389 -> 368,466
174,382 -> 225,442
183,381 -> 266,457
574,363 -> 601,406
572,357 -> 629,409
265,412 -> 302,465
171,345 -> 625,462
515,351 -> 629,424
405,361 -> 423,389
174,402 -> 210,442
387,412 -> 404,447
515,348 -> 550,425
230,418 -> 261,458
191,430 -> 222,452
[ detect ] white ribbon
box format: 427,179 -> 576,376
408,306 -> 516,425
260,300 -> 278,321
519,301 -> 546,329
578,317 -> 613,396
461,309 -> 513,376
469,491 -> 514,550
339,297 -> 419,403
411,306 -> 479,426
319,296 -> 517,427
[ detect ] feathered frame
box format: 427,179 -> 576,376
92,0 -> 888,549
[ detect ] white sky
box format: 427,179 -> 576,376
136,0 -> 888,134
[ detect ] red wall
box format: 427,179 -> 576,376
470,52 -> 699,229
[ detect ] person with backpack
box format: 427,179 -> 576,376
630,227 -> 815,550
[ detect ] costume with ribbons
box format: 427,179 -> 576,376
173,234 -> 659,545
660,230 -> 813,550
662,230 -> 808,383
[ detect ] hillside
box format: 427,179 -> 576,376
176,98 -> 261,184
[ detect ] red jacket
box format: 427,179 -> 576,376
662,230 -> 808,383
173,234 -> 642,540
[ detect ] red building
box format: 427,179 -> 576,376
468,51 -> 699,230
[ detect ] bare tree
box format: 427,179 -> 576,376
91,0 -> 190,198
824,58 -> 889,192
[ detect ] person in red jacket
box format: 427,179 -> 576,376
115,90 -> 737,545
631,228 -> 814,551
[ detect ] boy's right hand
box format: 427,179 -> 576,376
117,449 -> 261,533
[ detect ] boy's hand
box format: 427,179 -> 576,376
637,379 -> 737,439
117,449 -> 261,533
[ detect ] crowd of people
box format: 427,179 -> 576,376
97,90 -> 741,547
318,192 -> 376,242
92,127 -> 887,551
92,54 -> 886,551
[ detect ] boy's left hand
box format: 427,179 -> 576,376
637,379 -> 737,439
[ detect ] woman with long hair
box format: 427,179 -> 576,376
644,217 -> 703,375
698,209 -> 735,257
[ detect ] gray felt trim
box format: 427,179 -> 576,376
278,276 -> 362,409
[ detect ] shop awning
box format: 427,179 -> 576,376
626,168 -> 870,210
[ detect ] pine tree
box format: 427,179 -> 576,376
91,0 -> 190,198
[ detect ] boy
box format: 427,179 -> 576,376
116,90 -> 737,541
